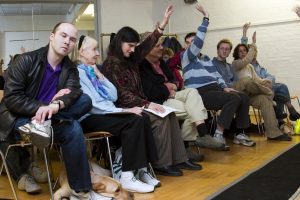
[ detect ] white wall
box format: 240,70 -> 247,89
161,0 -> 300,104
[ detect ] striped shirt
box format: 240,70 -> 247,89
181,19 -> 227,89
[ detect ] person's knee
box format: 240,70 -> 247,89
229,93 -> 241,104
62,121 -> 84,142
77,93 -> 92,111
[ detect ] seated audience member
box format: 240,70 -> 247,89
139,32 -> 226,157
0,22 -> 93,198
231,30 -> 291,141
241,22 -> 300,123
102,5 -> 201,177
162,47 -> 174,63
77,35 -> 159,193
181,4 -> 253,148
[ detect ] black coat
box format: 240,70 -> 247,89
0,46 -> 82,140
139,59 -> 176,104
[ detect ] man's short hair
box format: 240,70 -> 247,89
217,39 -> 233,50
51,22 -> 73,33
184,32 -> 196,43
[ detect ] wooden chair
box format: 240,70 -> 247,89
84,131 -> 114,173
250,106 -> 265,135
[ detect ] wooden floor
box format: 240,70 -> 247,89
1,133 -> 299,200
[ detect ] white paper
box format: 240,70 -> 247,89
144,105 -> 179,118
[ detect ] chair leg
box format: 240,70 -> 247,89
148,162 -> 157,179
0,143 -> 32,176
0,150 -> 18,200
43,148 -> 54,200
105,137 -> 114,174
252,108 -> 261,134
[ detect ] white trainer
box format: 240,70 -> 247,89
18,119 -> 52,149
138,169 -> 161,187
17,174 -> 41,194
120,176 -> 154,193
233,133 -> 256,147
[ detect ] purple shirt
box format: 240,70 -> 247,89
36,62 -> 62,104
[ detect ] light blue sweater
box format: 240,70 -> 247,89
181,19 -> 227,89
78,66 -> 122,117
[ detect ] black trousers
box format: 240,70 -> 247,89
80,113 -> 158,171
197,83 -> 250,129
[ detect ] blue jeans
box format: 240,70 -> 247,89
1,94 -> 92,191
273,83 -> 290,120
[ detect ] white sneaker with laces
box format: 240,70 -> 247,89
213,132 -> 230,150
233,133 -> 256,147
120,176 -> 154,193
17,174 -> 41,194
18,119 -> 53,149
138,169 -> 161,187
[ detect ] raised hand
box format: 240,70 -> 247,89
243,22 -> 251,37
196,4 -> 209,18
294,6 -> 300,17
158,5 -> 174,31
252,31 -> 256,44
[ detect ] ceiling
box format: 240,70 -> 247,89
0,3 -> 74,16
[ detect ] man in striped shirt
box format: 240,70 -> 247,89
181,4 -> 254,148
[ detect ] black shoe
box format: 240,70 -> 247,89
186,147 -> 204,162
175,160 -> 202,170
154,166 -> 183,176
268,133 -> 292,141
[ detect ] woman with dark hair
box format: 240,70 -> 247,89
102,5 -> 201,177
77,35 -> 160,193
231,32 -> 291,141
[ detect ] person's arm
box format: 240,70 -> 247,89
78,68 -> 122,113
139,61 -> 170,102
241,22 -> 251,44
3,54 -> 44,116
102,61 -> 149,108
232,32 -> 257,71
294,6 -> 300,17
181,4 -> 209,69
134,5 -> 174,63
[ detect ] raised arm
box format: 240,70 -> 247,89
135,5 -> 174,63
241,22 -> 251,44
181,4 -> 209,68
294,6 -> 300,17
232,32 -> 257,71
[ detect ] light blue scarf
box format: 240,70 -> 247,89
78,64 -> 111,100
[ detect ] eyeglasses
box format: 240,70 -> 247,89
219,47 -> 231,51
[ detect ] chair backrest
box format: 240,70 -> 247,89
0,90 -> 3,101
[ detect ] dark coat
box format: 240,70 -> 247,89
0,45 -> 82,140
139,59 -> 176,104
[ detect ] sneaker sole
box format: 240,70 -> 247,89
233,139 -> 256,147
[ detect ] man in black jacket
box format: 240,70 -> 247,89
0,22 -> 92,198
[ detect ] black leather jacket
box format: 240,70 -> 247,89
0,45 -> 82,140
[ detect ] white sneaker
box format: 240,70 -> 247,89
17,174 -> 41,194
18,119 -> 53,149
70,190 -> 91,200
233,133 -> 256,147
213,132 -> 230,150
120,176 -> 154,193
138,169 -> 161,187
70,191 -> 112,200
